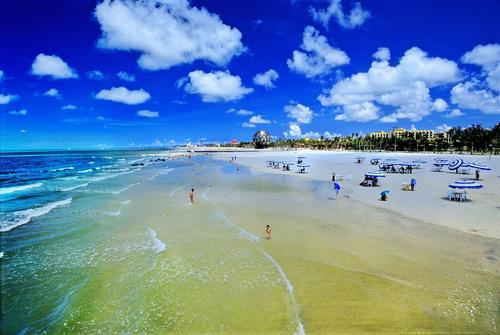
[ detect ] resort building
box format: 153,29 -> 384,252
368,128 -> 435,140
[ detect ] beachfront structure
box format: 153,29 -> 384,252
253,130 -> 272,149
368,128 -> 436,140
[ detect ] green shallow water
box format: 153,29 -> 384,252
1,157 -> 499,334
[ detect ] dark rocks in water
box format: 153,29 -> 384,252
131,162 -> 144,166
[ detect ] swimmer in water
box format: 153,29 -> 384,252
189,189 -> 195,204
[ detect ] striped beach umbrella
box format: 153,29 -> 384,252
448,181 -> 484,189
365,171 -> 386,178
448,159 -> 464,170
464,162 -> 491,170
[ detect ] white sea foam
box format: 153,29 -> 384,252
0,182 -> 43,195
147,168 -> 174,180
50,167 -> 74,172
147,227 -> 166,253
78,169 -> 93,173
112,183 -> 139,195
105,207 -> 122,216
0,198 -> 72,232
120,200 -> 132,205
220,215 -> 259,242
0,252 -> 4,258
61,183 -> 89,191
88,161 -> 95,165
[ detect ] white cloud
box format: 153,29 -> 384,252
319,47 -> 460,122
253,69 -> 279,89
435,124 -> 452,133
451,80 -> 499,114
62,104 -> 77,110
0,70 -> 4,81
31,53 -> 78,79
283,124 -> 302,138
95,0 -> 245,70
44,88 -> 61,98
336,101 -> 379,122
137,109 -> 159,118
183,70 -> 253,102
236,109 -> 254,115
0,94 -> 18,105
249,115 -> 271,124
242,122 -> 256,128
445,108 -> 465,118
310,0 -> 370,29
87,70 -> 105,80
432,98 -> 448,112
95,86 -> 151,105
287,26 -> 349,79
9,109 -> 28,116
450,44 -> 500,114
284,103 -> 314,124
20,129 -> 27,133
117,71 -> 136,82
373,47 -> 390,61
461,43 -> 500,70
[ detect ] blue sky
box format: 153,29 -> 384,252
1,0 -> 499,150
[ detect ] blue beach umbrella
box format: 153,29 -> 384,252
365,171 -> 386,178
465,162 -> 491,171
448,159 -> 464,170
448,181 -> 484,189
380,190 -> 390,195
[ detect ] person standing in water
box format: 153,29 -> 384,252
266,225 -> 272,240
189,189 -> 195,204
475,169 -> 480,180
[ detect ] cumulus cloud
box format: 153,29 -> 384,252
95,0 -> 245,70
117,71 -> 135,82
319,47 -> 460,122
249,115 -> 271,124
445,108 -> 465,118
283,124 -> 302,138
95,86 -> 151,105
9,109 -> 28,116
303,130 -> 342,139
373,47 -> 390,61
183,70 -> 253,102
31,53 -> 78,79
227,108 -> 254,115
451,80 -> 499,114
62,104 -> 77,110
450,44 -> 500,114
44,88 -> 61,98
242,122 -> 256,128
137,109 -> 159,118
310,0 -> 370,29
337,101 -> 380,122
253,69 -> 279,89
0,94 -> 18,105
287,26 -> 349,79
284,103 -> 314,124
432,98 -> 448,112
435,124 -> 452,133
87,70 -> 105,80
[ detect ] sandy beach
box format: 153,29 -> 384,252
214,150 -> 500,239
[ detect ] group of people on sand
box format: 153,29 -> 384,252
188,188 -> 272,239
381,165 -> 413,174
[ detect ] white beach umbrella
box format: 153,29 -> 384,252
448,181 -> 484,189
365,171 -> 386,178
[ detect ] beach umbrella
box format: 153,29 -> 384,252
380,190 -> 390,195
464,162 -> 491,170
413,159 -> 427,164
448,159 -> 463,170
448,181 -> 484,189
433,162 -> 449,166
365,171 -> 386,178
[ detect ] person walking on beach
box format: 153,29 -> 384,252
475,169 -> 480,180
266,225 -> 272,240
410,178 -> 416,191
334,182 -> 341,199
189,189 -> 195,204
